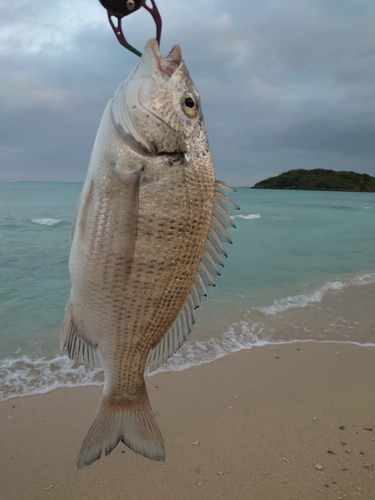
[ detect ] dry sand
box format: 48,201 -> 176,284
1,342 -> 375,500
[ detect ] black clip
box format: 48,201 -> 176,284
99,0 -> 162,57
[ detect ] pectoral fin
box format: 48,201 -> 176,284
114,163 -> 142,277
71,180 -> 93,244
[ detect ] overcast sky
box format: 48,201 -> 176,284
1,0 -> 374,186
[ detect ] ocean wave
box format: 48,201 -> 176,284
0,323 -> 269,401
2,319 -> 375,401
258,282 -> 345,315
155,323 -> 375,375
31,218 -> 62,226
232,214 -> 261,220
0,355 -> 103,402
257,272 -> 375,316
152,323 -> 269,374
350,273 -> 375,286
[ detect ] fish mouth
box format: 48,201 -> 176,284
144,39 -> 182,78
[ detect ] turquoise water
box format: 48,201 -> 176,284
0,182 -> 79,356
214,188 -> 375,299
1,182 -> 374,400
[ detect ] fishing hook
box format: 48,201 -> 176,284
99,0 -> 162,57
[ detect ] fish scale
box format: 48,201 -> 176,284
88,165 -> 208,377
61,38 -> 238,469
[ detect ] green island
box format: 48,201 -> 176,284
252,169 -> 375,192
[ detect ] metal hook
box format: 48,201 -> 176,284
99,0 -> 162,57
142,0 -> 162,47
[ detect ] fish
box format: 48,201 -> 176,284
61,38 -> 239,469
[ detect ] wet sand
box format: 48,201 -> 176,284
1,342 -> 375,500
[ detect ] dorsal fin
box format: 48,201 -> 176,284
202,251 -> 221,277
190,283 -> 201,308
214,190 -> 240,211
205,239 -> 224,268
211,215 -> 233,244
199,261 -> 216,287
215,180 -> 236,192
208,229 -> 228,257
194,272 -> 207,298
145,180 -> 239,373
213,202 -> 236,229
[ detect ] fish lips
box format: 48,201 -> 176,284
144,38 -> 182,78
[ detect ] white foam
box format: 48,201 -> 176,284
149,322 -> 270,374
258,281 -> 345,315
150,322 -> 375,375
3,319 -> 375,401
0,355 -> 103,402
257,272 -> 375,316
31,218 -> 62,226
351,273 -> 375,286
363,206 -> 371,210
0,324 -> 268,401
232,214 -> 261,220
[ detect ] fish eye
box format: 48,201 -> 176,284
181,92 -> 198,118
184,97 -> 195,108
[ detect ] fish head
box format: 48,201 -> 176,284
112,38 -> 206,154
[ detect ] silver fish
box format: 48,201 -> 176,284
61,38 -> 238,469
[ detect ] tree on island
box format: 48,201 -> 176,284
252,169 -> 375,192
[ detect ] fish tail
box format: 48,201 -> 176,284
77,390 -> 165,469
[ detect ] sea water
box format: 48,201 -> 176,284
1,182 -> 374,401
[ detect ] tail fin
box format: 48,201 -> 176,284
77,391 -> 165,469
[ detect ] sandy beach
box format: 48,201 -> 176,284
1,342 -> 375,500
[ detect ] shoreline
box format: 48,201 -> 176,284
2,342 -> 375,499
2,335 -> 375,404
2,271 -> 375,402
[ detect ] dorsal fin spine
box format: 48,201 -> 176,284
215,180 -> 237,192
214,190 -> 240,211
211,216 -> 233,244
203,251 -> 221,276
208,230 -> 228,257
186,296 -> 196,326
195,272 -> 208,297
190,284 -> 200,308
199,262 -> 215,287
213,203 -> 236,229
205,239 -> 224,267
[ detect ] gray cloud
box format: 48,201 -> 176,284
1,0 -> 375,186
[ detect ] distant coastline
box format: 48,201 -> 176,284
252,169 -> 375,192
